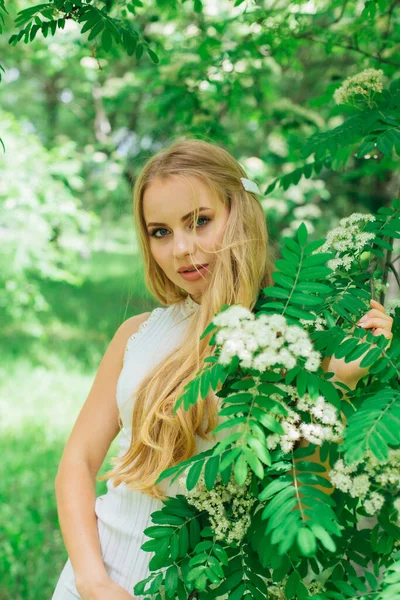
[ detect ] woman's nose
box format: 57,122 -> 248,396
173,232 -> 195,256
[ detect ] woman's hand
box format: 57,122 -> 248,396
326,298 -> 393,388
79,577 -> 136,599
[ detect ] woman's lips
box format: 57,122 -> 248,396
178,265 -> 209,281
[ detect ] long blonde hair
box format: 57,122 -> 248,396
99,136 -> 276,499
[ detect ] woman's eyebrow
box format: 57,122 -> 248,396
147,207 -> 211,227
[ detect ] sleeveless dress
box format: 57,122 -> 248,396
52,295 -> 226,599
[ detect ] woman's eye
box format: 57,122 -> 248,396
150,216 -> 210,238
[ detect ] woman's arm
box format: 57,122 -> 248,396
54,312 -> 150,597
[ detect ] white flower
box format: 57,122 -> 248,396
213,305 -> 253,327
185,470 -> 256,544
252,350 -> 280,371
288,340 -> 313,356
285,325 -> 307,343
364,492 -> 385,515
293,204 -> 322,220
304,350 -> 321,372
268,314 -> 288,332
350,475 -> 371,499
333,69 -> 384,106
329,472 -> 352,493
277,348 -> 297,369
299,423 -> 325,445
281,438 -> 295,453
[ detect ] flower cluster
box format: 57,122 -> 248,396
329,448 -> 400,517
333,68 -> 384,107
213,308 -> 321,373
314,212 -> 376,272
265,384 -> 344,453
300,312 -> 328,332
293,204 -> 322,220
179,469 -> 256,545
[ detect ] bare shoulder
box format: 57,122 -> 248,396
54,309 -> 154,481
117,311 -> 152,342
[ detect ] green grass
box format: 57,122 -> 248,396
0,247 -> 157,599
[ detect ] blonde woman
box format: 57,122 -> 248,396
52,138 -> 393,599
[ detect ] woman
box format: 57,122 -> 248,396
52,138 -> 393,599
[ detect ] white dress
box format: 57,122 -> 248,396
52,296 -> 225,599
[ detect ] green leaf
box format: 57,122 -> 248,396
301,253 -> 334,268
178,523 -> 189,556
213,544 -> 229,566
219,447 -> 241,471
252,406 -> 285,434
275,259 -> 297,277
304,239 -> 326,254
101,27 -> 112,51
219,403 -> 250,416
285,306 -> 317,321
334,337 -> 360,359
264,286 -> 291,299
309,522 -> 336,552
359,346 -> 382,368
295,461 -> 326,472
297,222 -> 308,245
259,475 -> 292,501
377,131 -> 393,156
136,43 -> 144,59
231,378 -> 257,390
357,140 -> 376,158
291,292 -> 322,306
245,433 -> 272,466
211,415 -> 247,434
262,484 -> 296,519
296,281 -> 331,294
285,570 -> 301,599
147,46 -> 159,63
298,266 -> 332,280
204,455 -> 220,490
229,583 -> 247,600
234,452 -> 248,485
297,527 -> 317,556
345,341 -> 371,362
243,447 -> 265,479
87,18 -> 104,40
164,565 -> 179,597
144,525 -> 175,538
272,271 -> 294,289
151,511 -> 184,526
186,460 -> 203,491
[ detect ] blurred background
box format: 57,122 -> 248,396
0,0 -> 399,597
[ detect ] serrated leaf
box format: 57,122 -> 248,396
243,447 -> 264,479
359,346 -> 382,368
259,475 -> 292,501
297,222 -> 308,245
186,460 -> 203,491
234,452 -> 248,485
297,527 -> 316,556
204,455 -> 220,490
87,18 -> 104,40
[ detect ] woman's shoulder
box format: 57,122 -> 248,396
119,307 -> 165,343
119,304 -> 178,362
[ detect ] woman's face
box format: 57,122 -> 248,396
143,175 -> 230,303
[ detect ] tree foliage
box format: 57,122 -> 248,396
134,201 -> 400,599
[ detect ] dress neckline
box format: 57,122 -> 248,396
182,294 -> 200,315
